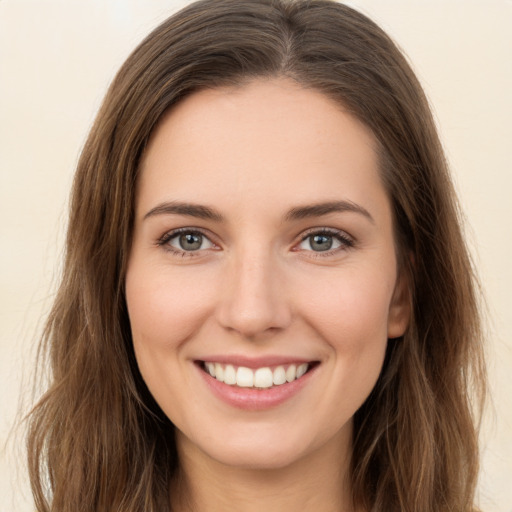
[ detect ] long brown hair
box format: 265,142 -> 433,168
27,1 -> 486,510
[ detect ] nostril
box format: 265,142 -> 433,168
216,300 -> 292,339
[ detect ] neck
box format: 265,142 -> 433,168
171,428 -> 355,512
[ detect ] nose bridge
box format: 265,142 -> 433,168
217,242 -> 291,337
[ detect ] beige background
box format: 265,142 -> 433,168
1,1 -> 510,511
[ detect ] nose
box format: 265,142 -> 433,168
216,249 -> 292,339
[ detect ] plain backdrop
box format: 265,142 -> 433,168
1,1 -> 511,511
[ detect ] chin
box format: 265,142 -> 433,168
176,416 -> 352,472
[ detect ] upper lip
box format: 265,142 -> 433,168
196,355 -> 317,369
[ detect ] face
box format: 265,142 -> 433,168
125,79 -> 409,471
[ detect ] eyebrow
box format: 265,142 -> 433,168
284,200 -> 375,224
143,199 -> 374,224
143,201 -> 224,222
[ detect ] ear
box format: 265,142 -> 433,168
387,268 -> 411,339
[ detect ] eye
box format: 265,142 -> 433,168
297,229 -> 354,253
159,229 -> 215,253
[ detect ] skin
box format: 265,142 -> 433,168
125,78 -> 410,512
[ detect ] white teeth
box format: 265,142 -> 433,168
254,368 -> 273,388
204,362 -> 311,388
297,363 -> 308,378
273,366 -> 286,385
224,364 -> 236,385
214,363 -> 224,382
285,364 -> 297,383
236,367 -> 254,387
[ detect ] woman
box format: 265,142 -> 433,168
26,0 -> 486,511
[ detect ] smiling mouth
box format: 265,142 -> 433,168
199,361 -> 318,389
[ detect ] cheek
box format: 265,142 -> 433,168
297,264 -> 394,344
125,263 -> 219,423
126,265 -> 215,349
293,265 -> 394,407
124,262 -> 218,408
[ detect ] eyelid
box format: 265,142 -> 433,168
156,227 -> 220,255
155,226 -> 355,257
293,227 -> 355,254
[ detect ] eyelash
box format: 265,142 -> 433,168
156,227 -> 216,257
296,228 -> 355,257
156,227 -> 355,257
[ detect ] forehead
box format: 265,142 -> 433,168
137,78 -> 388,221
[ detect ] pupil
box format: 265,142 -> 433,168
311,234 -> 332,251
180,233 -> 202,251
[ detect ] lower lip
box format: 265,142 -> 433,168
196,363 -> 318,411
